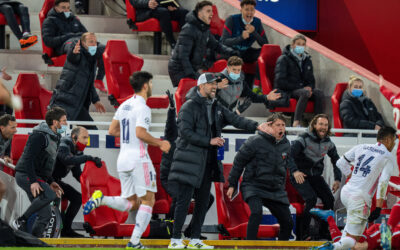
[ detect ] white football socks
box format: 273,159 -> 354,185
333,236 -> 356,250
102,196 -> 132,211
130,204 -> 153,244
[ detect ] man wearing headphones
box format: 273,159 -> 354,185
52,126 -> 101,237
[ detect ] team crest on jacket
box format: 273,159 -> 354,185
282,152 -> 287,160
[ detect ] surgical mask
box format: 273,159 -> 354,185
294,46 -> 305,55
64,11 -> 71,18
57,124 -> 67,134
88,46 -> 97,56
229,72 -> 240,81
76,141 -> 87,151
242,17 -> 253,25
351,89 -> 363,97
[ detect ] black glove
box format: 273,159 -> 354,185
87,156 -> 102,168
368,207 -> 381,222
236,98 -> 252,114
166,90 -> 175,109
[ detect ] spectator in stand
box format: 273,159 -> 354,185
290,114 -> 342,240
215,56 -> 280,114
130,0 -> 188,49
274,34 -> 324,127
52,126 -> 102,238
12,107 -> 66,237
221,0 -> 268,64
340,76 -> 385,132
168,1 -> 239,87
0,0 -> 37,50
49,33 -> 106,130
227,113 -> 294,240
42,0 -> 106,92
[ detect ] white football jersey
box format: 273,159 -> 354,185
113,95 -> 152,172
337,143 -> 396,204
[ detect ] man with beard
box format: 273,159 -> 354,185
290,114 -> 342,240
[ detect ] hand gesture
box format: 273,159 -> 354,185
148,0 -> 158,9
226,187 -> 235,199
167,6 -> 177,11
304,86 -> 312,97
210,137 -> 225,147
257,121 -> 273,134
375,125 -> 381,130
245,24 -> 255,33
166,90 -> 175,109
242,30 -> 250,39
94,101 -> 106,113
159,140 -> 171,153
332,180 -> 340,193
93,157 -> 102,167
266,89 -> 281,101
73,40 -> 81,54
217,78 -> 229,89
293,171 -> 307,184
50,181 -> 64,198
30,182 -> 43,198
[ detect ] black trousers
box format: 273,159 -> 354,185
149,7 -> 188,45
0,3 -> 30,39
170,167 -> 212,239
290,88 -> 324,122
75,105 -> 98,130
291,175 -> 334,239
246,196 -> 293,240
57,181 -> 82,231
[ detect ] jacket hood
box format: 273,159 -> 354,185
185,11 -> 210,31
283,44 -> 310,59
221,68 -> 245,84
48,8 -> 76,20
33,122 -> 60,140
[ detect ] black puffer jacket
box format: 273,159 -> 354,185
49,40 -> 100,120
169,11 -> 237,80
274,44 -> 315,92
42,8 -> 87,49
228,132 -> 294,205
168,87 -> 259,188
339,91 -> 385,129
0,0 -> 20,4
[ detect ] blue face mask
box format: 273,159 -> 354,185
57,124 -> 67,134
351,89 -> 363,97
294,46 -> 305,55
242,17 -> 253,25
88,46 -> 97,56
64,11 -> 71,18
229,72 -> 240,81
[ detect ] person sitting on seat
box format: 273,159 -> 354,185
42,0 -> 106,92
215,56 -> 280,114
168,1 -> 239,87
0,0 -> 37,50
52,126 -> 101,237
340,76 -> 385,132
274,34 -> 324,127
220,0 -> 268,64
130,0 -> 188,49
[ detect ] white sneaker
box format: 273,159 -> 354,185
187,239 -> 213,249
168,240 -> 186,249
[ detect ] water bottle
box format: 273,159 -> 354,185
217,145 -> 225,161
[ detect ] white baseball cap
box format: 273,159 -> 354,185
197,73 -> 217,86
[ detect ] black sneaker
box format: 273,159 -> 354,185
12,217 -> 27,232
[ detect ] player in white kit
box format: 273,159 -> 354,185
83,71 -> 171,249
313,126 -> 397,250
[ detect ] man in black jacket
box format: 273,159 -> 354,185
0,0 -> 37,50
12,107 -> 66,237
53,126 -> 101,237
130,0 -> 188,49
274,34 -> 324,127
49,32 -> 106,130
227,113 -> 295,240
290,114 -> 342,240
167,73 -> 269,249
42,0 -> 106,92
168,1 -> 239,87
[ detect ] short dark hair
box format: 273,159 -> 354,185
0,114 -> 15,127
377,126 -> 397,141
195,1 -> 213,13
266,113 -> 286,124
130,71 -> 153,93
55,0 -> 69,6
71,126 -> 84,140
309,114 -> 331,135
45,107 -> 67,127
227,56 -> 243,66
240,0 -> 256,7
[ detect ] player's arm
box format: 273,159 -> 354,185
108,119 -> 120,137
336,145 -> 358,177
136,127 -> 170,153
376,158 -> 394,203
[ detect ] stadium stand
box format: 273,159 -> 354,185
331,83 -> 347,136
174,78 -> 196,113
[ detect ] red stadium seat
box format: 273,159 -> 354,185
13,73 -> 53,128
210,5 -> 224,38
39,0 -> 67,66
331,83 -> 348,136
205,59 -> 227,73
175,78 -> 197,113
80,161 -> 150,237
2,134 -> 29,177
285,171 -> 304,215
214,163 -> 280,239
125,0 -> 180,54
0,13 -> 20,49
258,44 -> 314,114
103,40 -> 169,109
